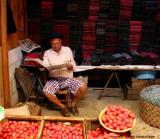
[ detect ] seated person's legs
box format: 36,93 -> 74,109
43,79 -> 70,117
66,78 -> 87,115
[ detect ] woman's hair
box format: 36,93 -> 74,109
48,32 -> 64,41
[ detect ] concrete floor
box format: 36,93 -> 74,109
41,88 -> 160,139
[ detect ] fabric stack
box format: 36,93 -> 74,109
78,1 -> 89,20
99,0 -> 109,19
143,0 -> 157,21
105,20 -> 118,52
153,24 -> 160,54
28,0 -> 41,18
88,0 -> 99,21
131,1 -> 144,20
53,20 -> 70,46
29,20 -> 41,44
27,0 -> 41,43
119,0 -> 133,20
26,0 -> 160,65
69,19 -> 83,64
118,21 -> 130,52
41,19 -> 54,49
82,21 -> 96,60
66,1 -> 78,19
41,0 -> 54,19
53,0 -> 67,19
129,21 -> 142,51
156,0 -> 160,23
107,0 -> 120,20
69,20 -> 82,49
96,19 -> 106,49
140,22 -> 156,52
41,0 -> 54,46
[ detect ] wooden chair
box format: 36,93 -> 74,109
15,67 -> 37,102
15,67 -> 70,111
39,68 -> 71,111
14,67 -> 44,103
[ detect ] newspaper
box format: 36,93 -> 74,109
25,58 -> 72,71
74,65 -> 96,72
18,38 -> 41,53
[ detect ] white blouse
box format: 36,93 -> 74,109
42,46 -> 76,78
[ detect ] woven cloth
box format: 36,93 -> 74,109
140,85 -> 160,106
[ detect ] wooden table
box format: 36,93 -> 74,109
75,65 -> 160,72
75,65 -> 160,99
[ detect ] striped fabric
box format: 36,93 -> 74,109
143,0 -> 157,21
41,1 -> 54,18
27,0 -> 160,65
140,22 -> 156,52
43,78 -> 84,96
119,0 -> 133,20
131,1 -> 144,20
129,21 -> 142,51
153,24 -> 160,53
53,20 -> 70,46
88,0 -> 99,21
156,0 -> 160,23
29,20 -> 41,43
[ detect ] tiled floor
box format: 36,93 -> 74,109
41,88 -> 160,139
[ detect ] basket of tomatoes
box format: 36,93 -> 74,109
99,105 -> 136,133
0,115 -> 43,139
86,118 -> 131,139
42,116 -> 86,139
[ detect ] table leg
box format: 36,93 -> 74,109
98,72 -> 114,99
98,72 -> 124,99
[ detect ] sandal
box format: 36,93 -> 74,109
71,105 -> 79,116
60,107 -> 70,117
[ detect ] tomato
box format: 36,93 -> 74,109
128,112 -> 135,119
88,126 -> 131,138
102,115 -> 107,123
0,120 -> 39,139
101,105 -> 135,132
41,122 -> 84,139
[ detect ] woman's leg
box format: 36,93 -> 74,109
66,78 -> 87,115
44,92 -> 65,108
72,83 -> 87,107
43,80 -> 70,116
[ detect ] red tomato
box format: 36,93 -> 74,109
41,122 -> 84,139
101,105 -> 135,132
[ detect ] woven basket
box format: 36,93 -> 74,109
26,102 -> 41,116
131,78 -> 150,90
99,107 -> 136,133
139,97 -> 160,128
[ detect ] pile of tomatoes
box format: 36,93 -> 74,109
0,120 -> 39,139
101,105 -> 135,131
42,122 -> 84,139
88,127 -> 131,139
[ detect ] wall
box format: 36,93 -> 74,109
8,47 -> 23,106
8,0 -> 27,50
0,0 -> 27,107
7,0 -> 27,106
0,1 -> 3,106
0,47 -> 4,106
0,0 -> 9,107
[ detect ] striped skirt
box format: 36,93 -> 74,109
43,77 -> 83,96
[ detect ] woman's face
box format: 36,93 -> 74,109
50,38 -> 62,53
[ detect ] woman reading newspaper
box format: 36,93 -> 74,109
29,32 -> 87,116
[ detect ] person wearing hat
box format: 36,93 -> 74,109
41,32 -> 87,116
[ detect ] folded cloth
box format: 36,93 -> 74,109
81,45 -> 96,50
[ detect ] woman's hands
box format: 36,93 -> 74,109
65,63 -> 73,71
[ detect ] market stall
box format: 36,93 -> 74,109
0,0 -> 160,139
0,106 -> 136,139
